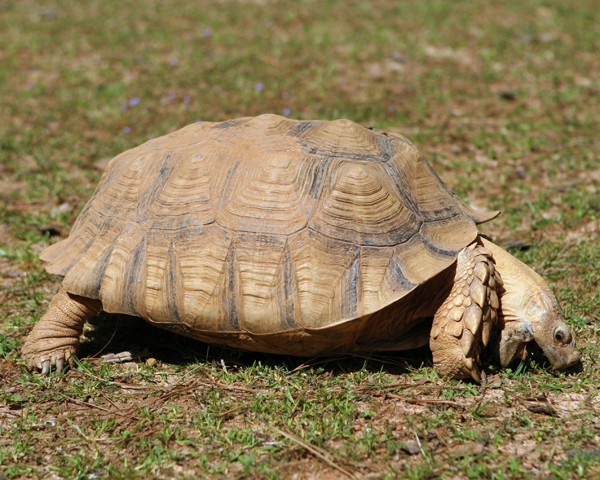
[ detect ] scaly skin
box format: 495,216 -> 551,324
481,238 -> 580,371
21,288 -> 102,374
430,240 -> 501,382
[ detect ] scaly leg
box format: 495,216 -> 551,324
430,240 -> 503,382
22,288 -> 102,374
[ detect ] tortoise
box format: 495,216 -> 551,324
22,114 -> 580,381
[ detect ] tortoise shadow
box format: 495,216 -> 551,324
81,311 -> 433,377
81,312 -> 583,382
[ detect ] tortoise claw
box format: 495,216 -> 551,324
41,360 -> 50,376
56,357 -> 65,374
465,357 -> 482,383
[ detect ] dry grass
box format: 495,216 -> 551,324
1,0 -> 599,478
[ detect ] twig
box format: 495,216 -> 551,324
99,392 -> 130,413
87,316 -> 120,359
364,390 -> 464,409
158,383 -> 208,403
288,352 -> 421,376
261,419 -> 358,480
0,407 -> 21,418
212,405 -> 247,419
197,380 -> 272,395
355,382 -> 469,392
388,393 -> 463,409
348,353 -> 422,368
73,367 -> 159,391
58,393 -> 134,418
288,355 -> 354,374
156,380 -> 275,408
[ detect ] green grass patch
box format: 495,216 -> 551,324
1,0 -> 599,478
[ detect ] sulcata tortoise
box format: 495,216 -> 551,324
22,114 -> 580,381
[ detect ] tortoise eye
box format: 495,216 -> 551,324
554,328 -> 566,343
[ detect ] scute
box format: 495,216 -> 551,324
149,151 -> 214,223
173,226 -> 233,329
233,232 -> 289,332
218,144 -> 318,234
287,228 -> 361,328
41,114 -> 498,347
295,118 -> 388,158
310,162 -> 419,245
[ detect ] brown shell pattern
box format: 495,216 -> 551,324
41,114 -> 498,345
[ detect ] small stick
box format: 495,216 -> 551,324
58,393 -> 133,418
288,355 -> 354,374
198,381 -> 272,395
365,390 -> 464,409
350,352 -> 423,367
356,383 -> 468,392
73,367 -> 158,391
87,316 -> 120,359
212,405 -> 247,419
261,419 -> 358,480
0,407 -> 22,418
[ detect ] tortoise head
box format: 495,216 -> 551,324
481,239 -> 580,372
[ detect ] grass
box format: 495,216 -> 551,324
1,0 -> 599,478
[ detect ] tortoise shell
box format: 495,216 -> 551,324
41,114 -> 498,356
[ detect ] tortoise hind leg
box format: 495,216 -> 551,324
22,288 -> 102,375
430,240 -> 502,382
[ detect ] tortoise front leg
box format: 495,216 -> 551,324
22,288 -> 102,374
429,241 -> 502,382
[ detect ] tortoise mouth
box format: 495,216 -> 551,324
510,340 -> 580,371
507,340 -> 536,367
514,342 -> 528,361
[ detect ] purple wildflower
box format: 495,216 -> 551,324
255,83 -> 264,92
169,57 -> 179,66
183,95 -> 191,104
195,119 -> 202,123
202,29 -> 212,38
26,83 -> 34,90
123,127 -> 131,133
168,92 -> 176,100
129,97 -> 140,106
283,108 -> 291,116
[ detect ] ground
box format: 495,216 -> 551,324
0,0 -> 599,478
